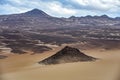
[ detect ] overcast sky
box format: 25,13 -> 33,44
0,0 -> 120,17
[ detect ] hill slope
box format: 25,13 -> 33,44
39,46 -> 96,65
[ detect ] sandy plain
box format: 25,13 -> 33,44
0,45 -> 120,80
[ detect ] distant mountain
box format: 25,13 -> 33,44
0,9 -> 120,56
39,46 -> 97,65
23,9 -> 51,17
0,8 -> 120,30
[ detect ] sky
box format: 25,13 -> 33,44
0,0 -> 120,17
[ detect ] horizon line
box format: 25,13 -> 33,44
0,8 -> 119,18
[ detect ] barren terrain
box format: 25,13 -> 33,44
0,9 -> 120,80
0,45 -> 120,80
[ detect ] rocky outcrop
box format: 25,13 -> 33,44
0,55 -> 7,59
39,46 -> 97,65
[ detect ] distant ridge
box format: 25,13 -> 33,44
0,8 -> 120,18
69,14 -> 111,19
39,46 -> 97,65
0,8 -> 120,29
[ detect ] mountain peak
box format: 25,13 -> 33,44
29,8 -> 44,13
100,15 -> 109,18
69,16 -> 77,19
24,8 -> 51,17
31,8 -> 41,11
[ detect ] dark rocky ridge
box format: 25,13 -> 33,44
39,46 -> 97,65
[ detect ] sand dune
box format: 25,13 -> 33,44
0,47 -> 120,80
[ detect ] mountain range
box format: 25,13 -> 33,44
0,8 -> 120,30
0,9 -> 120,55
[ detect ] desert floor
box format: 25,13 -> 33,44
0,46 -> 120,80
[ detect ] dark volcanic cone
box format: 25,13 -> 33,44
24,8 -> 51,17
39,46 -> 97,65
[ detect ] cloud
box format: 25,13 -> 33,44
70,0 -> 120,11
45,1 -> 76,17
0,0 -> 120,17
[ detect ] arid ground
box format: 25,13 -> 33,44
0,44 -> 120,80
0,8 -> 120,80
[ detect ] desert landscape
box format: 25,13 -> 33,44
0,43 -> 120,80
0,6 -> 120,80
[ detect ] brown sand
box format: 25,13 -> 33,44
0,46 -> 120,80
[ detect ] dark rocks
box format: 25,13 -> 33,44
11,49 -> 26,54
39,46 -> 97,65
32,46 -> 52,53
0,55 -> 7,59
